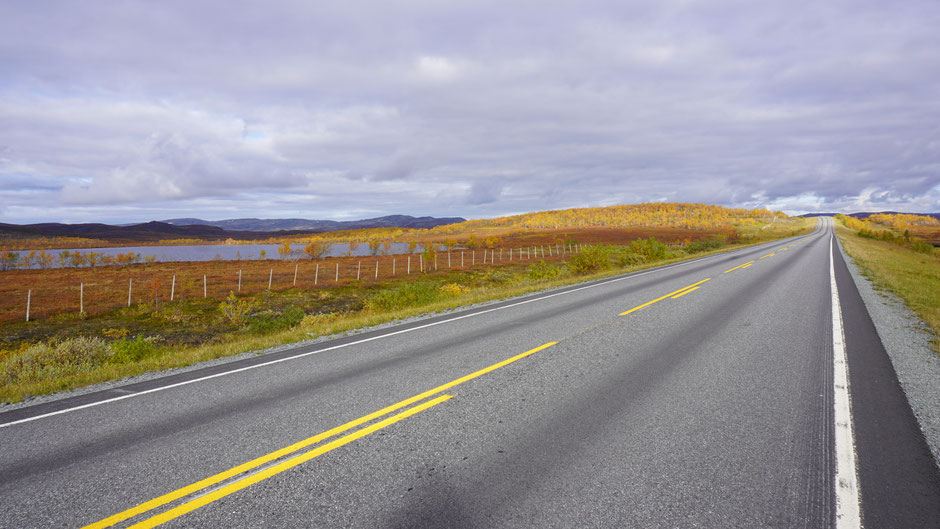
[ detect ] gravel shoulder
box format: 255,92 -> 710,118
838,239 -> 940,468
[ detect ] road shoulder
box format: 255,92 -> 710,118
837,238 -> 940,469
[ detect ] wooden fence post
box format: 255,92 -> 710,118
357,261 -> 361,280
80,282 -> 84,313
170,275 -> 176,301
203,275 -> 207,298
314,263 -> 319,285
392,258 -> 396,275
128,278 -> 133,307
238,270 -> 242,292
461,252 -> 464,267
26,289 -> 31,322
335,262 -> 339,282
293,263 -> 298,286
407,256 -> 411,274
268,269 -> 273,290
448,252 -> 451,268
375,260 -> 378,279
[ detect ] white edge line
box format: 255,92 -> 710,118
1,231 -> 815,429
830,221 -> 862,528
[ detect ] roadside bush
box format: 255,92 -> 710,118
439,283 -> 470,297
617,251 -> 647,267
364,282 -> 440,312
685,239 -> 723,254
110,335 -> 157,363
219,292 -> 258,325
911,240 -> 935,254
528,260 -> 561,281
0,336 -> 111,384
629,237 -> 668,261
248,306 -> 305,334
568,244 -> 613,274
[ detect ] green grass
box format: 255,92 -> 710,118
835,222 -> 940,355
0,223 -> 814,403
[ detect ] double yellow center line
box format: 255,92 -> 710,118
619,278 -> 711,315
85,341 -> 558,528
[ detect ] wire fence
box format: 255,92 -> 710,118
1,244 -> 583,323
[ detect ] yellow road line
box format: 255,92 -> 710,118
741,263 -> 753,269
130,395 -> 454,529
620,278 -> 711,315
759,253 -> 775,259
85,341 -> 557,528
723,261 -> 754,274
671,286 -> 699,299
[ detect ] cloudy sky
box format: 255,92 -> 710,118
1,0 -> 938,224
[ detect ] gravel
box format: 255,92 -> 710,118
838,240 -> 940,468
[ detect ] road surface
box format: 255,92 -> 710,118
2,217 -> 938,528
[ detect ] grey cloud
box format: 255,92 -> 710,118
1,0 -> 938,224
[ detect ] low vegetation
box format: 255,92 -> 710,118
834,218 -> 939,354
0,209 -> 814,403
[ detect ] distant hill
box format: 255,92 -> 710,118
161,215 -> 466,232
0,221 -> 255,242
0,215 -> 467,243
798,211 -> 940,220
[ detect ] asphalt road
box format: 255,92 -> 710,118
2,218 -> 938,528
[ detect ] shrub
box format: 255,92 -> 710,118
568,244 -> 613,274
364,282 -> 440,312
110,336 -> 157,363
248,306 -> 305,334
439,283 -> 470,296
219,292 -> 258,325
911,240 -> 935,254
0,337 -> 111,384
685,238 -> 723,254
629,237 -> 668,261
617,251 -> 647,267
528,260 -> 561,281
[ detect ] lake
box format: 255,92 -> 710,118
8,242 -> 423,269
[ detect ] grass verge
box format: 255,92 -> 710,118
834,222 -> 940,355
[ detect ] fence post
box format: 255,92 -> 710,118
472,251 -> 475,266
392,258 -> 396,275
170,275 -> 176,301
434,253 -> 437,271
80,282 -> 84,313
314,263 -> 319,285
375,260 -> 379,279
26,289 -> 31,322
203,275 -> 207,298
448,252 -> 451,268
293,263 -> 298,286
461,252 -> 464,267
129,278 -> 133,307
357,261 -> 361,281
407,256 -> 411,274
335,262 -> 339,282
268,269 -> 273,290
419,254 -> 423,272
238,270 -> 242,292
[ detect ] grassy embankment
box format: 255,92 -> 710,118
834,216 -> 940,354
0,211 -> 812,403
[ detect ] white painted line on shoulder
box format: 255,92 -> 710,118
0,231 -> 818,428
830,222 -> 862,529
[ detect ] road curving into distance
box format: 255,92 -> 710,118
1,217 -> 938,528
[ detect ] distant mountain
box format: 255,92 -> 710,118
798,211 -> 940,220
161,215 -> 466,232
